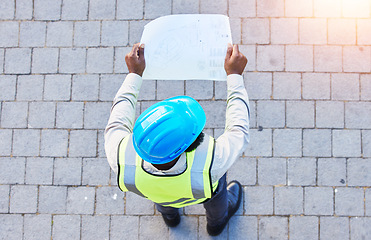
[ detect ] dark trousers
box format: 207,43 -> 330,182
155,174 -> 228,226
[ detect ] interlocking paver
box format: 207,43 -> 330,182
331,73 -> 360,100
101,21 -> 129,46
38,186 -> 67,213
72,75 -> 100,101
114,47 -> 131,73
15,0 -> 33,19
69,130 -> 97,157
157,80 -> 185,100
245,72 -> 272,100
185,81 -> 212,100
87,48 -> 114,73
285,0 -> 313,17
314,46 -> 342,72
259,216 -> 288,239
28,102 -> 56,128
257,0 -> 284,17
12,129 -> 40,157
344,46 -> 371,73
343,0 -> 370,18
363,130 -> 371,157
67,187 -> 95,214
25,157 -> 53,184
335,187 -> 364,216
140,216 -> 169,239
16,75 -> 44,101
0,49 -> 3,73
360,74 -> 371,100
302,73 -> 331,99
275,187 -> 303,215
59,48 -> 86,73
110,216 -> 139,240
145,0 -> 172,19
52,215 -> 81,240
286,101 -> 315,128
299,19 -> 327,44
0,22 -> 18,47
126,191 -> 154,215
31,48 -> 59,73
89,0 -> 116,20
320,217 -> 349,240
0,158 -> 25,184
229,0 -> 255,17
257,100 -> 285,128
357,20 -> 371,45
61,0 -> 89,20
9,185 -> 38,213
117,0 -> 144,19
227,157 -> 256,185
53,158 -> 82,186
0,130 -> 12,156
4,48 -> 31,74
82,158 -> 110,185
24,214 -> 52,240
332,130 -> 361,157
314,0 -> 341,17
286,45 -> 313,72
84,102 -> 111,129
0,214 -> 23,240
20,21 -> 46,47
348,158 -> 371,187
56,102 -> 84,129
129,20 -> 150,45
40,130 -> 69,157
273,129 -> 302,157
100,74 -> 127,101
289,216 -> 318,240
74,21 -> 101,47
257,45 -> 285,71
244,129 -> 272,157
345,102 -> 371,129
96,186 -> 125,214
0,185 -> 9,213
328,19 -> 356,45
318,158 -> 346,186
288,158 -> 316,186
258,158 -> 286,185
0,75 -> 16,100
304,187 -> 334,215
0,0 -> 15,19
34,0 -> 61,20
242,18 -> 270,44
271,18 -> 298,44
44,75 -> 72,100
350,218 -> 371,240
303,129 -> 332,157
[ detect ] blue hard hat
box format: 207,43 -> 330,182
132,96 -> 206,164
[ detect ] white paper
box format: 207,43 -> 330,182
140,14 -> 232,81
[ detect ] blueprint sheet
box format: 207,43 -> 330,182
140,14 -> 232,81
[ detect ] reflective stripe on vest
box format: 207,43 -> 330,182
117,134 -> 217,208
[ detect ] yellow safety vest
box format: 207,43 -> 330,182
117,133 -> 218,208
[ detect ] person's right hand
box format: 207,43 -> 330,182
224,43 -> 247,76
125,43 -> 146,77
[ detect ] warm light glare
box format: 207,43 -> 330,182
342,0 -> 371,18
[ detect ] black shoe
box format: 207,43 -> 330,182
207,181 -> 242,236
161,213 -> 181,227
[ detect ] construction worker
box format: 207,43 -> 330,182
105,42 -> 249,236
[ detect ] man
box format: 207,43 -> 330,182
105,42 -> 249,236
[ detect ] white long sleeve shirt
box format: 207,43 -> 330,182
105,73 -> 250,185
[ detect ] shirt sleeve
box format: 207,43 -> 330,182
104,73 -> 143,174
211,74 -> 250,184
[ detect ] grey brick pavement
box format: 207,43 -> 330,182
1,0 -> 371,239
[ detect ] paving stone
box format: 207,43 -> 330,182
84,102 -> 111,129
239,45 -> 256,71
25,157 -> 53,184
289,216 -> 318,240
0,0 -> 15,19
288,158 -> 316,186
40,130 -> 69,157
229,0 -> 255,17
285,0 -> 313,17
46,21 -> 73,47
244,128 -> 272,157
258,158 -> 286,185
318,158 -> 346,186
272,72 -> 301,100
332,73 -> 359,100
16,75 -> 43,101
0,130 -> 12,156
129,20 -> 150,45
59,48 -> 86,73
82,158 -> 110,185
28,102 -> 56,128
343,0 -> 370,17
344,46 -> 371,73
125,191 -> 154,215
259,216 -> 288,239
72,75 -> 99,101
185,80 -> 212,100
31,48 -> 59,73
39,186 -> 67,213
302,73 -> 330,100
44,75 -> 72,100
273,129 -> 302,157
275,187 -> 303,215
314,0 -> 341,17
69,130 -> 97,157
87,48 -> 114,73
56,102 -> 84,128
363,130 -> 371,157
20,21 -> 46,47
303,129 -> 332,157
61,0 -> 89,20
257,45 -> 285,71
358,19 -> 371,45
110,169 -> 118,186
271,18 -> 298,44
333,130 -> 361,157
304,187 -> 333,215
1,102 -> 28,128
89,0 -> 116,20
361,74 -> 371,100
242,18 -> 270,44
257,0 -> 284,17
96,186 -> 125,214
346,102 -> 371,129
320,217 -> 349,240
13,129 -> 40,157
145,0 -> 172,18
227,157 -> 256,185
299,19 -> 327,44
114,47 -> 132,73
67,187 -> 95,214
0,75 -> 16,100
0,49 -> 3,73
247,100 -> 257,128
117,0 -> 144,19
286,45 -> 313,72
34,0 -> 61,20
74,21 -> 100,47
348,158 -> 371,187
314,46 -> 342,72
335,187 -> 364,216
52,215 -> 81,240
244,72 -> 272,100
0,214 -> 23,240
0,185 -> 9,213
228,216 -> 258,240
0,157 -> 25,184
99,74 -> 126,101
4,48 -> 31,74
286,101 -> 315,128
328,19 -> 356,45
24,214 -> 52,240
0,22 -> 18,47
10,185 -> 37,213
15,0 -> 33,19
53,158 -> 82,185
139,216 -> 168,239
257,101 -> 285,128
184,202 -> 205,215
110,216 -> 139,240
366,189 -> 371,216
199,101 -> 226,128
350,217 -> 371,240
169,216 -> 199,240
101,21 -> 129,46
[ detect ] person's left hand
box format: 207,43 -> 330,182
125,43 -> 146,77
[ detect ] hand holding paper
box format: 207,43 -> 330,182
125,43 -> 146,77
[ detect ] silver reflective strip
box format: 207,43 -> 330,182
124,136 -> 146,198
158,197 -> 192,206
190,136 -> 210,199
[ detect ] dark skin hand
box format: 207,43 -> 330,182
224,43 -> 248,75
125,43 -> 146,76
